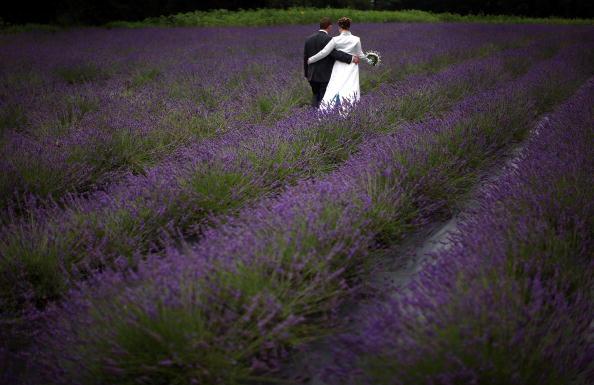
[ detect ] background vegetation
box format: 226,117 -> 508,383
2,7 -> 593,34
107,7 -> 594,28
1,0 -> 593,26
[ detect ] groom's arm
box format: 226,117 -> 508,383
330,49 -> 353,64
304,43 -> 309,78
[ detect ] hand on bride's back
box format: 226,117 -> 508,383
352,56 -> 360,64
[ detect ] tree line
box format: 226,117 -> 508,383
2,0 -> 592,25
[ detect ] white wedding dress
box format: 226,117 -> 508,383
308,30 -> 366,111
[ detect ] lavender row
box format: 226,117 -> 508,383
322,77 -> 594,385
1,26 -> 534,352
27,36 -> 594,384
1,23 -> 521,210
0,35 -> 556,330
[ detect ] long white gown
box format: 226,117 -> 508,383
308,30 -> 366,111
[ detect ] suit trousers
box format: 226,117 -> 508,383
309,81 -> 328,108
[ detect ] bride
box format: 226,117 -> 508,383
307,17 -> 366,111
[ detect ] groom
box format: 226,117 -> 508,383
304,17 -> 360,108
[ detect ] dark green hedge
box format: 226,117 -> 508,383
1,0 -> 592,25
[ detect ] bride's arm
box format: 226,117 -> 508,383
308,39 -> 337,64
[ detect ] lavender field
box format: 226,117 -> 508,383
1,22 -> 593,384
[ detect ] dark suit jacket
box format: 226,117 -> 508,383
304,31 -> 352,83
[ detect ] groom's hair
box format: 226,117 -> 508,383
319,17 -> 332,29
337,17 -> 351,30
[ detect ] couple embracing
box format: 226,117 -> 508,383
304,16 -> 366,111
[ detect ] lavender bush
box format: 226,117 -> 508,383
1,24 -> 566,322
16,24 -> 593,384
323,78 -> 594,385
2,23 -> 532,211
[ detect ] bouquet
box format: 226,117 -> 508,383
364,51 -> 381,66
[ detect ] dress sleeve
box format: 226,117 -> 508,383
308,38 -> 337,64
355,38 -> 366,58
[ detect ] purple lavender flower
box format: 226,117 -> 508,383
1,22 -> 592,385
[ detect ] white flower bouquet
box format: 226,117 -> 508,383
364,51 -> 381,66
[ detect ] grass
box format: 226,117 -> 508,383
238,79 -> 311,125
0,217 -> 76,308
67,129 -> 165,176
53,94 -> 100,134
180,166 -> 267,219
0,149 -> 88,211
2,7 -> 592,34
0,103 -> 26,137
302,120 -> 366,172
107,8 -> 594,28
160,109 -> 227,139
55,63 -> 110,84
129,67 -> 161,88
532,76 -> 587,115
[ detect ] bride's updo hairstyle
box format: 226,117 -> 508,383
337,17 -> 351,30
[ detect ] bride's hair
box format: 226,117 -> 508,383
337,17 -> 351,30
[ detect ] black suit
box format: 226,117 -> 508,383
304,31 -> 353,108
